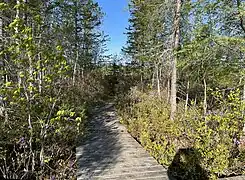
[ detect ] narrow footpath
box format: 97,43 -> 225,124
76,103 -> 169,180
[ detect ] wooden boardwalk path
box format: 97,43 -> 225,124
76,103 -> 245,180
76,103 -> 169,180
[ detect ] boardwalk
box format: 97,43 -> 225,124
76,103 -> 245,180
76,103 -> 168,180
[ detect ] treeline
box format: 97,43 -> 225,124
0,0 -> 109,179
118,0 -> 245,179
124,0 -> 245,115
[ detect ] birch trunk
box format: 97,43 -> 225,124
156,64 -> 161,98
73,2 -> 78,86
152,69 -> 155,88
203,78 -> 207,116
167,78 -> 170,103
185,80 -> 189,113
170,0 -> 181,120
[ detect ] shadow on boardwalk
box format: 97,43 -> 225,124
167,148 -> 209,180
76,103 -> 123,179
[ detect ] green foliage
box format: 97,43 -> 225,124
0,1 -> 88,179
118,88 -> 245,179
186,89 -> 245,177
118,88 -> 181,166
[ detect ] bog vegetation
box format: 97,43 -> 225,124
117,0 -> 245,179
0,0 -> 245,179
0,0 -> 112,179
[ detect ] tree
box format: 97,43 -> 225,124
0,0 -> 106,178
170,0 -> 181,120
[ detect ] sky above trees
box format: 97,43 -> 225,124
96,0 -> 130,55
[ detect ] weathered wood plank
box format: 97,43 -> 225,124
76,103 -> 168,180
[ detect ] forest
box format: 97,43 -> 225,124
0,0 -> 245,179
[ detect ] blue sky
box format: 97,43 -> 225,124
96,0 -> 130,55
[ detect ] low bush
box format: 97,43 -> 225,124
0,82 -> 87,179
117,87 -> 245,179
117,88 -> 182,166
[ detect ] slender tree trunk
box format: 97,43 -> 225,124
152,68 -> 155,88
140,73 -> 143,91
27,0 -> 35,172
243,84 -> 245,101
185,80 -> 189,113
73,3 -> 78,86
0,12 -> 4,119
194,95 -> 197,106
73,50 -> 78,86
170,0 -> 181,120
159,65 -> 162,97
141,63 -> 144,91
16,0 -> 20,23
16,0 -> 22,88
243,84 -> 245,134
167,78 -> 170,103
38,55 -> 42,93
203,78 -> 207,116
0,15 -> 2,78
156,63 -> 161,98
0,16 -> 2,41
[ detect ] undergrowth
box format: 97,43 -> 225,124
117,87 -> 245,179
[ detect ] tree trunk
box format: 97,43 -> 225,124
243,84 -> 245,101
16,0 -> 22,88
170,0 -> 181,120
159,65 -> 162,97
141,62 -> 144,91
152,68 -> 155,88
167,78 -> 170,103
243,84 -> 245,134
156,63 -> 161,98
185,80 -> 189,113
0,12 -> 4,119
203,78 -> 207,116
0,16 -> 2,41
73,2 -> 78,86
0,15 -> 2,76
140,73 -> 143,91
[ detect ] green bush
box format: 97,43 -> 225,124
0,91 -> 87,179
118,88 -> 181,166
184,89 -> 245,178
117,87 -> 245,179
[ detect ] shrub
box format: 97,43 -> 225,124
184,89 -> 245,178
118,88 -> 181,166
117,87 -> 245,179
0,78 -> 87,179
